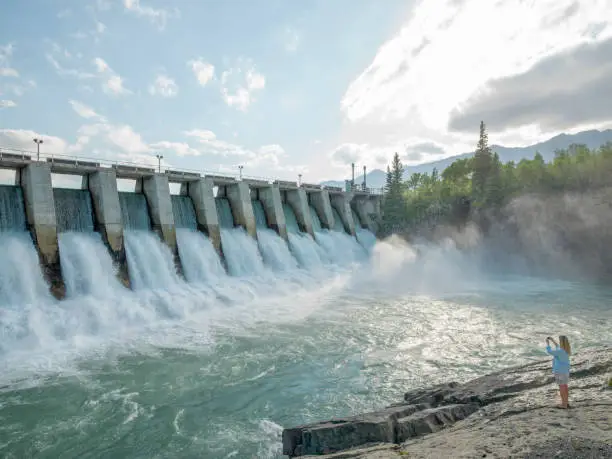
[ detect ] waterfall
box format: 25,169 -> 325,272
171,195 -> 197,230
176,228 -> 226,283
309,205 -> 322,232
0,185 -> 27,232
287,233 -> 324,269
119,192 -> 151,230
53,188 -> 95,233
220,228 -> 265,276
283,203 -> 300,233
124,230 -> 180,289
331,207 -> 345,232
315,230 -> 367,265
58,232 -> 123,297
351,208 -> 363,229
252,200 -> 268,229
216,198 -> 234,228
257,229 -> 298,271
0,232 -> 51,306
356,228 -> 377,252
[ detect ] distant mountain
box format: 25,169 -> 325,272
321,129 -> 612,190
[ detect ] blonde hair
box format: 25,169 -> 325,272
559,335 -> 571,355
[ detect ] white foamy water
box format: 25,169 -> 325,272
58,232 -> 123,297
124,230 -> 180,289
0,232 -> 50,306
257,229 -> 298,272
220,228 -> 265,276
356,228 -> 377,252
315,229 -> 367,265
1,226 -> 612,459
176,228 -> 226,283
287,233 -> 324,269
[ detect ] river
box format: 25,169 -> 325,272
0,230 -> 611,458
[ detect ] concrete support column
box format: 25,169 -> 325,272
309,189 -> 334,230
259,185 -> 287,241
226,182 -> 257,239
352,198 -> 376,233
330,192 -> 356,236
185,177 -> 222,256
20,162 -> 64,298
142,174 -> 177,253
88,169 -> 129,287
286,188 -> 314,237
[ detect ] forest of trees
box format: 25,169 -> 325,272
381,121 -> 612,235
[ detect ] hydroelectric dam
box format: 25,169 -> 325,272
0,152 -> 381,300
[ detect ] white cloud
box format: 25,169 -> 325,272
69,100 -> 105,120
0,100 -> 16,109
123,0 -> 178,30
188,58 -> 215,86
0,43 -> 19,78
93,57 -> 109,73
284,27 -> 300,53
149,141 -> 200,156
0,68 -> 18,77
45,48 -> 95,80
339,0 -> 612,166
57,9 -> 72,19
220,59 -> 266,111
149,74 -> 178,97
93,57 -> 131,95
0,129 -> 72,154
96,22 -> 106,34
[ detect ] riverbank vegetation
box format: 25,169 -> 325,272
380,121 -> 612,236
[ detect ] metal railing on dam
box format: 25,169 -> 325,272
0,146 -> 384,195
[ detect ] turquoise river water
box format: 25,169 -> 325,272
0,228 -> 611,458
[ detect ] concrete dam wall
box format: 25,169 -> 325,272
0,158 -> 382,299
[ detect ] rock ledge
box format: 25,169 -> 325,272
283,347 -> 612,458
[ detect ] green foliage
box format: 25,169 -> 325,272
381,153 -> 406,231
380,122 -> 612,232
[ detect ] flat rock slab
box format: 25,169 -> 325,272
283,347 -> 612,457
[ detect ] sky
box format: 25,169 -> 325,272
1,0 -> 612,184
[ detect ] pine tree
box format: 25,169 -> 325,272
382,153 -> 406,229
385,166 -> 393,193
391,153 -> 404,186
471,120 -> 492,203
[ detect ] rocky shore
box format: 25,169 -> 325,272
282,347 -> 612,458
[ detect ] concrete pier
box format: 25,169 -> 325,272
352,197 -> 376,233
330,193 -> 356,236
226,182 -> 257,239
286,188 -> 314,237
258,185 -> 288,240
19,162 -> 64,298
309,189 -> 334,230
89,169 -> 129,286
183,177 -> 222,256
141,174 -> 177,253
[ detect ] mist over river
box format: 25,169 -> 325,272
1,228 -> 611,458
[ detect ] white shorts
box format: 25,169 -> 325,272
554,373 -> 569,385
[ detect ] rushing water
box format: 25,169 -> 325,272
124,230 -> 180,290
119,192 -> 151,231
59,232 -> 122,297
1,230 -> 612,458
171,195 -> 198,230
53,188 -> 96,233
176,228 -> 226,283
0,185 -> 27,231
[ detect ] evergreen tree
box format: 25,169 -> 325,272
471,120 -> 492,203
382,153 -> 406,229
385,166 -> 393,193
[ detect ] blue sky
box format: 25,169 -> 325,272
1,0 -> 612,182
0,0 -> 408,182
